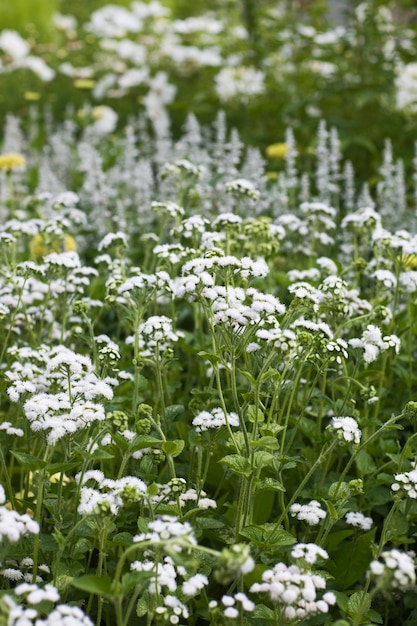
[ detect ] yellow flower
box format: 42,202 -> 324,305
74,78 -> 95,89
30,233 -> 77,260
0,153 -> 26,171
24,91 -> 41,101
399,254 -> 417,270
266,143 -> 289,159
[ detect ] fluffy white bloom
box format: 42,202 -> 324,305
345,511 -> 373,530
290,500 -> 326,525
349,324 -> 400,363
370,549 -> 416,587
192,407 -> 239,432
0,30 -> 29,59
392,460 -> 417,499
250,562 -> 336,618
329,416 -> 362,445
215,66 -> 265,102
291,543 -> 329,564
91,105 -> 118,135
182,573 -> 209,596
395,62 -> 417,113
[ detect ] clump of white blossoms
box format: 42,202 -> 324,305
0,485 -> 39,542
395,62 -> 417,113
224,178 -> 261,200
291,543 -> 329,565
370,549 -> 416,588
77,470 -> 147,516
250,562 -> 336,620
135,315 -> 184,358
192,407 -> 240,432
349,324 -> 400,364
345,511 -> 373,531
133,515 -> 197,550
13,346 -> 116,445
391,460 -> 417,499
329,416 -> 362,445
209,592 -> 255,620
3,582 -> 93,626
215,66 -> 265,103
290,500 -> 326,526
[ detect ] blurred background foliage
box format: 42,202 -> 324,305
0,0 -> 416,187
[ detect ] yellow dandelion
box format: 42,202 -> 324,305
30,233 -> 77,260
266,143 -> 289,159
0,153 -> 26,172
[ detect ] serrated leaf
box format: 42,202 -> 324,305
71,574 -> 112,596
220,454 -> 252,477
253,450 -> 274,470
255,477 -> 285,492
136,596 -> 148,617
347,591 -> 371,618
161,439 -> 185,457
111,532 -> 133,546
10,451 -> 46,471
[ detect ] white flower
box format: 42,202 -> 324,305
192,407 -> 239,432
290,500 -> 326,525
392,460 -> 417,499
329,416 -> 362,445
215,66 -> 265,102
370,549 -> 416,587
291,543 -> 329,564
345,511 -> 373,530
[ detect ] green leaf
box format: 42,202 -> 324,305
130,435 -> 161,451
165,405 -> 184,420
355,449 -> 377,474
247,405 -> 264,423
253,451 -> 274,470
121,570 -> 154,592
71,575 -> 112,596
255,477 -> 285,493
252,604 -> 275,620
220,454 -> 252,477
10,451 -> 46,471
324,499 -> 339,520
46,461 -> 80,475
197,350 -> 219,364
110,532 -> 133,547
251,436 -> 280,450
329,529 -> 376,589
347,591 -> 371,619
136,596 -> 149,617
161,439 -> 185,457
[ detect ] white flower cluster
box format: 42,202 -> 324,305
370,549 -> 416,588
250,562 -> 336,620
329,416 -> 362,445
131,556 -> 185,595
10,346 -> 116,445
4,583 -> 93,626
134,515 -> 197,550
345,511 -> 373,531
0,485 -> 39,543
154,594 -> 189,623
395,62 -> 417,113
291,543 -> 329,565
391,460 -> 417,499
209,593 -> 255,620
0,557 -> 50,583
77,470 -> 147,516
136,315 -> 183,358
349,324 -> 400,364
215,66 -> 265,103
290,500 -> 326,526
192,407 -> 240,433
